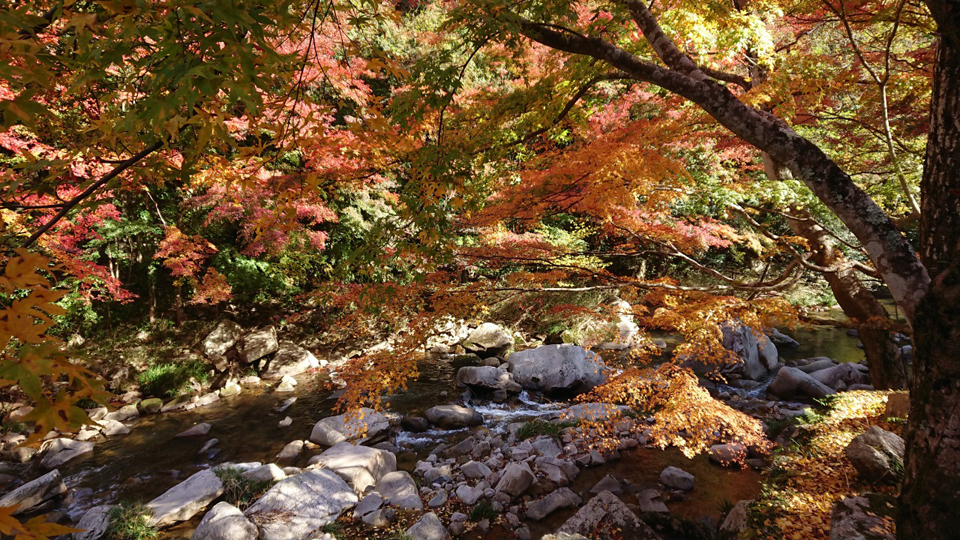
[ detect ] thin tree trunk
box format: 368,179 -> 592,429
784,208 -> 907,389
900,28 -> 960,539
761,155 -> 907,388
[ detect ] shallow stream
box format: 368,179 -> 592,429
41,321 -> 862,538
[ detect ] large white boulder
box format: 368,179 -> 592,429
845,426 -> 904,481
309,408 -> 389,446
507,344 -> 608,394
239,326 -> 279,363
245,469 -> 358,540
147,469 -> 224,527
461,323 -> 513,356
202,321 -> 244,357
308,442 -> 397,494
192,502 -> 258,540
262,341 -> 322,380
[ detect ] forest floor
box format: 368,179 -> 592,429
750,390 -> 904,540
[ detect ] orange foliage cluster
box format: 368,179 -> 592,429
579,364 -> 772,459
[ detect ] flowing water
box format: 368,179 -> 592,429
30,322 -> 861,536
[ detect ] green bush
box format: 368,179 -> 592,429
469,499 -> 497,522
105,503 -> 158,540
516,419 -> 576,441
215,467 -> 272,510
137,361 -> 209,398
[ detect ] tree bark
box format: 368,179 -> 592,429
900,22 -> 960,539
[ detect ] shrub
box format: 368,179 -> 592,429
105,503 -> 158,540
137,361 -> 210,398
215,467 -> 272,510
516,419 -> 576,441
469,499 -> 497,522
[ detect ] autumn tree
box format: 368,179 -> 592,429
427,0 -> 957,536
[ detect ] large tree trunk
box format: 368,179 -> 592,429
899,25 -> 960,540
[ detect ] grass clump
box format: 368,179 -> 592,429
215,466 -> 271,510
516,419 -> 576,441
137,360 -> 210,398
469,499 -> 497,522
105,502 -> 158,540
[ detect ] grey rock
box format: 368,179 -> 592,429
202,320 -> 244,357
811,363 -> 870,391
72,505 -> 113,540
830,495 -> 895,540
461,460 -> 492,479
526,487 -> 581,520
462,323 -> 513,356
507,344 -> 608,394
147,469 -> 224,527
424,405 -> 484,429
192,502 -> 258,540
308,442 -> 397,494
557,491 -> 659,539
104,404 -> 140,422
245,469 -> 358,540
262,341 -> 321,380
767,328 -> 799,348
531,437 -> 562,458
768,367 -> 836,400
309,408 -> 389,446
0,469 -> 66,515
637,489 -> 668,513
660,466 -> 694,492
243,464 -> 286,483
428,490 -> 447,507
720,499 -> 753,536
455,484 -> 483,505
278,416 -> 293,428
495,462 -> 535,497
589,475 -> 621,494
276,440 -> 304,461
40,439 -> 94,469
375,470 -> 422,510
361,507 -> 394,528
176,423 -> 212,438
798,357 -> 838,373
708,443 -> 746,467
456,366 -> 521,394
239,326 -> 279,363
845,426 -> 904,481
406,512 -> 449,540
353,492 -> 384,518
